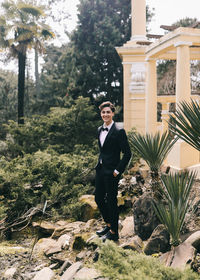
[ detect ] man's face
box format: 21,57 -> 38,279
100,106 -> 114,125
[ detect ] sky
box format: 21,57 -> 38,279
66,0 -> 200,36
1,0 -> 200,73
146,0 -> 200,35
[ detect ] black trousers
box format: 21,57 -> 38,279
95,166 -> 120,234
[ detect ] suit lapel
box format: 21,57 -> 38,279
98,126 -> 103,148
102,122 -> 115,147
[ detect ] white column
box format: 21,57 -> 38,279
131,0 -> 146,41
175,42 -> 192,103
145,59 -> 157,134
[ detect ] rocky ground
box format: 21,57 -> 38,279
1,174 -> 200,280
0,216 -> 136,280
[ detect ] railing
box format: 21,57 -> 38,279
156,95 -> 200,133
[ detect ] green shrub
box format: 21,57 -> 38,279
153,171 -> 196,247
0,148 -> 97,223
96,241 -> 199,280
3,97 -> 99,157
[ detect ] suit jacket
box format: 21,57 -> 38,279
96,122 -> 132,175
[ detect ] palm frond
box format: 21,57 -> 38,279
169,100 -> 200,151
153,171 -> 196,246
17,3 -> 44,17
41,29 -> 55,39
160,171 -> 196,205
130,131 -> 177,173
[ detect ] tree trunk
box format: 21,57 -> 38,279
34,47 -> 40,96
18,47 -> 26,125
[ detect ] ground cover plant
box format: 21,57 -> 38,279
97,241 -> 199,280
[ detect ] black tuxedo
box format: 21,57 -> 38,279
95,122 -> 131,234
96,122 -> 131,174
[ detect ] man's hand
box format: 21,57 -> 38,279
113,170 -> 119,177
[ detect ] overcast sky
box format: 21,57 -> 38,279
2,0 -> 200,73
66,0 -> 200,35
146,0 -> 200,34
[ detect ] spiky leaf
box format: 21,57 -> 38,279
169,100 -> 200,151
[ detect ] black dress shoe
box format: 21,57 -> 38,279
96,226 -> 110,237
101,231 -> 119,242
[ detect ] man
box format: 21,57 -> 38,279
95,101 -> 132,241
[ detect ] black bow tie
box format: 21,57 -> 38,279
101,127 -> 108,132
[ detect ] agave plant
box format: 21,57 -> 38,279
169,100 -> 200,151
153,171 -> 196,247
129,131 -> 177,197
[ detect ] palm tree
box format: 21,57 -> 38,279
130,131 -> 177,197
169,99 -> 200,151
0,0 -> 54,124
153,171 -> 196,247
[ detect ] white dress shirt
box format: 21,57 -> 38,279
99,121 -> 113,147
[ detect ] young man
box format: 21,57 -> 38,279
95,101 -> 132,241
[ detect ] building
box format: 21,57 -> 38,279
116,0 -> 200,173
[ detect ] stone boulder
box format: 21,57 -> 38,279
74,267 -> 100,279
3,267 -> 18,279
121,235 -> 143,253
57,234 -> 71,249
120,216 -> 134,238
160,242 -> 195,269
34,238 -> 59,255
33,267 -> 55,280
184,230 -> 200,251
32,221 -> 58,237
60,262 -> 82,280
144,224 -> 170,255
79,195 -> 100,222
133,194 -> 160,240
51,221 -> 86,238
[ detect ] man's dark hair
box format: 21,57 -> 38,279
99,101 -> 115,112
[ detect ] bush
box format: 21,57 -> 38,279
0,148 -> 97,223
96,241 -> 199,280
3,97 -> 99,157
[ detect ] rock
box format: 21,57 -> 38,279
76,251 -> 86,261
133,194 -> 160,240
191,252 -> 200,273
57,234 -> 71,249
117,194 -> 125,206
79,195 -> 99,222
160,242 -> 196,269
33,267 -> 55,280
74,267 -> 100,279
118,175 -> 143,197
121,236 -> 143,252
184,230 -> 200,251
124,197 -> 133,208
139,167 -> 149,179
52,221 -> 86,238
33,264 -> 46,272
32,221 -> 58,236
3,267 -> 17,278
144,224 -> 170,255
84,219 -> 97,232
55,220 -> 69,227
34,238 -> 58,255
120,216 -> 134,238
60,262 -> 82,280
59,260 -> 72,276
49,262 -> 60,269
50,253 -> 69,266
44,244 -> 62,257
